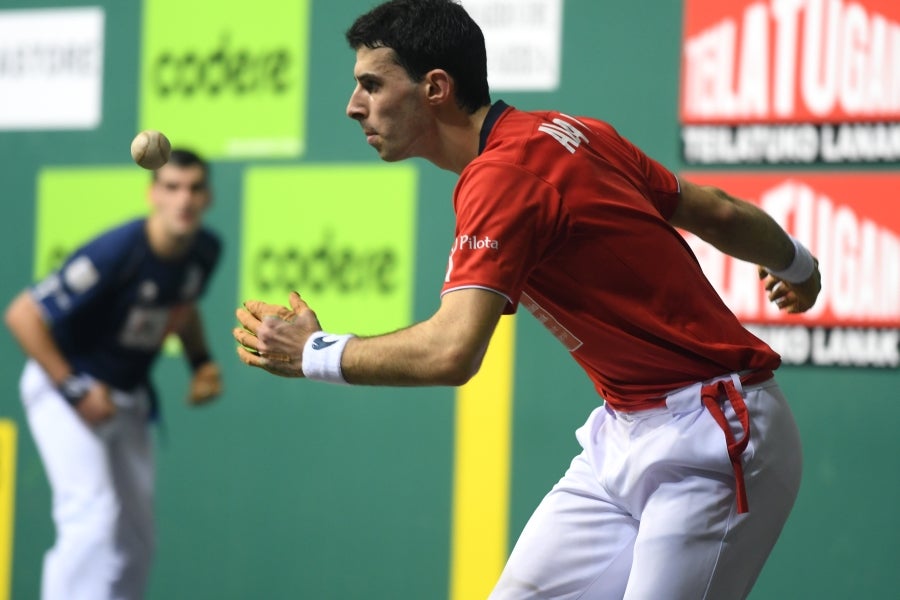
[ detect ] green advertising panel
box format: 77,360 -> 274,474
35,167 -> 149,278
241,164 -> 418,335
138,0 -> 311,159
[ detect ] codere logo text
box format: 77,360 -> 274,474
151,33 -> 291,98
253,234 -> 397,295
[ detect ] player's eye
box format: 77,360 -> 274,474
358,76 -> 380,93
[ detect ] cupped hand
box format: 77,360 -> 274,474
233,291 -> 323,377
188,361 -> 223,405
758,258 -> 821,314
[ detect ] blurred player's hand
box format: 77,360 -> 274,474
188,361 -> 222,406
233,291 -> 322,378
758,258 -> 822,314
77,384 -> 117,424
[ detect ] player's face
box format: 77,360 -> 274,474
346,46 -> 433,162
149,164 -> 210,238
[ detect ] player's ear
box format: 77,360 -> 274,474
424,69 -> 453,106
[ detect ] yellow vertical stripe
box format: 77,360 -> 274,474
449,315 -> 515,600
0,420 -> 17,600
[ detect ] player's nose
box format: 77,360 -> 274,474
346,85 -> 366,121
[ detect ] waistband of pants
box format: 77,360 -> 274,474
664,369 -> 774,414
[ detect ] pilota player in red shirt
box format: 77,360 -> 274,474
234,1 -> 822,598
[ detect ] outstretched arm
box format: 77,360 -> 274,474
669,179 -> 821,313
176,304 -> 222,405
234,288 -> 508,385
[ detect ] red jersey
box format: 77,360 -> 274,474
441,102 -> 780,410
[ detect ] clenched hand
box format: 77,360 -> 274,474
77,383 -> 116,424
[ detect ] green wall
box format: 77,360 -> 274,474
0,1 -> 897,599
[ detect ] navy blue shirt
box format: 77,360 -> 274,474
31,218 -> 221,391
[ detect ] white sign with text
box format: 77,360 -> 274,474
465,0 -> 563,91
0,7 -> 105,130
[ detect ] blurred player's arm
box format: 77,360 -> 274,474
669,179 -> 821,312
5,291 -> 73,384
4,290 -> 115,422
176,303 -> 222,405
235,288 -> 507,385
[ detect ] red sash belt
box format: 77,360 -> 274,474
700,370 -> 773,514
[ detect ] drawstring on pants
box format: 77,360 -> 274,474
700,370 -> 773,514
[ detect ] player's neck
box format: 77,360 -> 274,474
145,217 -> 193,260
429,104 -> 491,174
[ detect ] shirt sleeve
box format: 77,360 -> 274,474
585,117 -> 681,219
30,235 -> 123,325
620,133 -> 681,219
441,162 -> 566,312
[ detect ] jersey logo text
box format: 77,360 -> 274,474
454,234 -> 500,251
118,306 -> 170,350
538,116 -> 589,153
445,234 -> 500,282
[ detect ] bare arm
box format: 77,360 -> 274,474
669,179 -> 796,268
342,288 -> 507,386
176,304 -> 213,367
4,290 -> 115,422
5,290 -> 74,384
669,179 -> 821,313
176,303 -> 222,405
234,288 -> 508,386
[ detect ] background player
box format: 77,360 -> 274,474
4,149 -> 222,600
232,1 -> 822,598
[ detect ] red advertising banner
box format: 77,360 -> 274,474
680,171 -> 900,366
680,0 -> 900,164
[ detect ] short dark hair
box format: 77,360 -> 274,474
346,0 -> 491,113
153,148 -> 209,184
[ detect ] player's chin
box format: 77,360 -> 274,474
172,218 -> 202,236
378,148 -> 408,163
371,141 -> 402,162
374,145 -> 394,161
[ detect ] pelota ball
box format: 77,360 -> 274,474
130,130 -> 171,170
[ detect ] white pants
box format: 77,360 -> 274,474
20,360 -> 155,600
490,374 -> 802,600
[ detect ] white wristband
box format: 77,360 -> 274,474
767,236 -> 815,283
301,332 -> 354,384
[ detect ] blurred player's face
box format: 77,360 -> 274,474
149,164 -> 210,238
346,46 -> 433,162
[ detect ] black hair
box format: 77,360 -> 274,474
346,0 -> 491,113
153,148 -> 209,184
